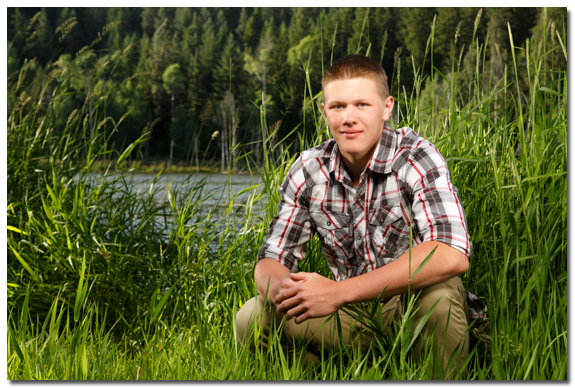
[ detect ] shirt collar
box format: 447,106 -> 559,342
367,123 -> 397,175
328,123 -> 397,181
328,142 -> 345,184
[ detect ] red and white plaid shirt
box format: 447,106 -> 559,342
258,125 -> 472,282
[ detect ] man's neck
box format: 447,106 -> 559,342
340,154 -> 369,188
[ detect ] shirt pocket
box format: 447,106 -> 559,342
310,210 -> 354,265
369,205 -> 409,265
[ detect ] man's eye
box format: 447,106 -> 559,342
358,103 -> 367,107
334,105 -> 343,109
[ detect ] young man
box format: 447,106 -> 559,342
236,54 -> 472,377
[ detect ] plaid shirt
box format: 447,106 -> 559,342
258,125 -> 472,282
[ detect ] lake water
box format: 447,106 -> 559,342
82,171 -> 267,226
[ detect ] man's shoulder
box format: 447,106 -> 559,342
286,139 -> 335,187
395,127 -> 431,152
390,127 -> 438,173
301,139 -> 337,161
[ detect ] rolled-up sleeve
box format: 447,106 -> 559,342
257,156 -> 314,272
405,143 -> 472,258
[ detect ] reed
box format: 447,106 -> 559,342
7,12 -> 566,380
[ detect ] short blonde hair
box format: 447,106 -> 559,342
322,54 -> 390,100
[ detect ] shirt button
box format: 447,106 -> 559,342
381,217 -> 385,223
356,235 -> 361,241
327,221 -> 331,226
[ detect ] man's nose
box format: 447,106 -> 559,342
343,106 -> 357,125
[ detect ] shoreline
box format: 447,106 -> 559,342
88,160 -> 252,175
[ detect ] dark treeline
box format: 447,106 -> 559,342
7,7 -> 566,170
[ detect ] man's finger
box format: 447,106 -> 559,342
276,295 -> 302,315
290,272 -> 311,282
279,278 -> 299,290
285,303 -> 306,321
274,283 -> 300,305
294,311 -> 310,324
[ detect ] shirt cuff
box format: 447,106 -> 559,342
257,243 -> 300,272
425,236 -> 473,259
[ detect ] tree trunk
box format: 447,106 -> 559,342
231,103 -> 237,172
169,90 -> 175,167
221,107 -> 226,173
194,134 -> 199,172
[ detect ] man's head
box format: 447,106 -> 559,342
321,55 -> 395,174
322,54 -> 390,101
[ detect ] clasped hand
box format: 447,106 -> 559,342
273,272 -> 344,324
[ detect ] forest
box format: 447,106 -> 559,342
7,7 -> 567,380
7,7 -> 566,171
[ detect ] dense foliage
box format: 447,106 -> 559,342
7,7 -> 566,170
7,7 -> 567,380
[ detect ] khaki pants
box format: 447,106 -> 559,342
235,277 -> 469,378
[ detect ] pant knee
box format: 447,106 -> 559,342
415,278 -> 468,332
410,278 -> 470,377
236,296 -> 266,345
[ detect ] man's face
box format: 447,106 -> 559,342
322,77 -> 394,167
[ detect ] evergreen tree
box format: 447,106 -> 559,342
289,7 -> 310,48
182,10 -> 200,53
173,7 -> 192,34
215,9 -> 230,50
242,9 -> 261,51
147,18 -> 175,156
347,7 -> 371,55
243,19 -> 275,165
214,32 -> 241,97
371,8 -> 400,75
398,7 -> 437,67
141,7 -> 156,38
198,16 -> 217,95
235,7 -> 249,46
330,7 -> 355,58
186,52 -> 204,169
433,8 -> 482,71
163,63 -> 186,165
34,8 -> 54,64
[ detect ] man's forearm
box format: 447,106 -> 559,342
337,241 -> 469,306
254,258 -> 291,303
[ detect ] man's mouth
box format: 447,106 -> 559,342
341,131 -> 362,139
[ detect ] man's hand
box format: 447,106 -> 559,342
274,272 -> 344,324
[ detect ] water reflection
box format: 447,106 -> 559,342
81,171 -> 266,227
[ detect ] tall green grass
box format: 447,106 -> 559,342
7,13 -> 566,380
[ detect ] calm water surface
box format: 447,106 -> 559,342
83,171 -> 267,225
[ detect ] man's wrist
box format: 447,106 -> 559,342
336,278 -> 353,307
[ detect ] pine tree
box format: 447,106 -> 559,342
163,63 -> 186,166
347,8 -> 370,55
215,9 -> 229,50
214,33 -> 241,97
397,7 -> 437,90
289,7 -> 310,48
242,10 -> 261,51
147,18 -> 175,156
433,8 -> 481,71
198,16 -> 216,94
186,52 -> 203,169
141,7 -> 156,38
235,7 -> 249,46
35,8 -> 53,64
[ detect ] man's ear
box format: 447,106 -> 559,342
382,96 -> 394,122
321,102 -> 327,118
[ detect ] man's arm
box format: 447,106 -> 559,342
254,258 -> 292,304
339,240 -> 468,303
275,241 -> 468,323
